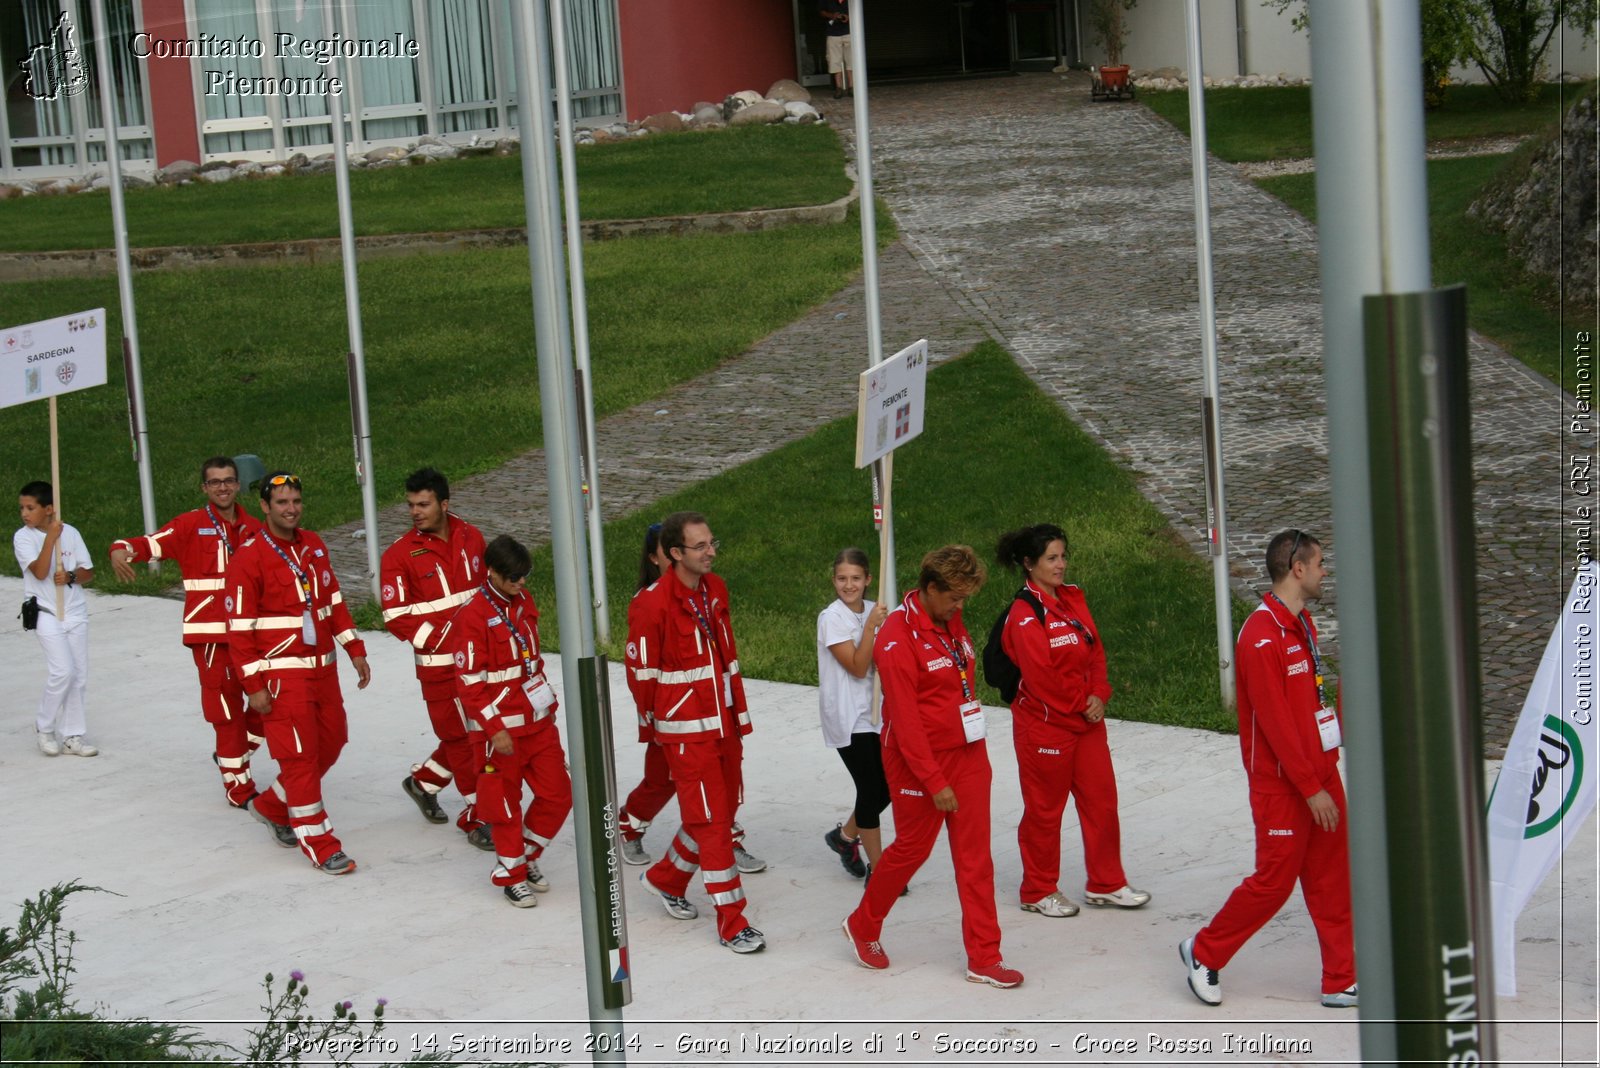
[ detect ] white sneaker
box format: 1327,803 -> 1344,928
621,837 -> 651,865
62,735 -> 98,757
1084,884 -> 1151,908
1321,983 -> 1358,1008
37,731 -> 60,757
1020,891 -> 1079,918
1180,936 -> 1222,1006
733,844 -> 767,874
525,860 -> 550,893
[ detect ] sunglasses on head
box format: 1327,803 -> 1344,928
267,474 -> 302,488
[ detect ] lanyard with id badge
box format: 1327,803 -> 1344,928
484,587 -> 555,713
930,630 -> 985,742
688,589 -> 734,706
1272,594 -> 1340,752
262,536 -> 318,644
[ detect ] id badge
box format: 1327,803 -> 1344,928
301,610 -> 317,645
959,699 -> 986,743
524,674 -> 556,712
1316,705 -> 1342,751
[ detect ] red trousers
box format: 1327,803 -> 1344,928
251,670 -> 348,866
646,735 -> 748,940
1193,775 -> 1355,994
1013,717 -> 1127,900
850,740 -> 1004,970
620,742 -> 674,841
478,725 -> 572,886
193,643 -> 264,808
409,682 -> 479,823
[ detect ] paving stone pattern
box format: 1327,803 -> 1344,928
327,73 -> 1563,755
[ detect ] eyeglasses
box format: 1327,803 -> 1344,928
266,474 -> 302,488
203,477 -> 240,488
683,538 -> 721,554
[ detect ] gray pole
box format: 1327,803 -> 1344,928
548,0 -> 610,644
510,0 -> 630,1043
325,47 -> 382,600
847,0 -> 895,598
1183,0 -> 1236,708
1309,3 -> 1495,1063
89,0 -> 157,544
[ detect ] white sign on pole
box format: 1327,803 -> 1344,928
855,338 -> 929,469
1,309 -> 108,411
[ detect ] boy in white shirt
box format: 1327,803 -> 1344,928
15,481 -> 97,756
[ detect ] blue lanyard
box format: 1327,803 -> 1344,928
482,585 -> 534,677
261,535 -> 312,611
206,506 -> 235,558
687,589 -> 719,656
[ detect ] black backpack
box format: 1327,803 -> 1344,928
981,587 -> 1044,703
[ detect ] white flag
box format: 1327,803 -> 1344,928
1486,562 -> 1599,996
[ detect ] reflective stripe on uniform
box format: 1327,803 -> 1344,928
230,615 -> 303,631
241,652 -> 336,675
414,651 -> 454,667
183,577 -> 226,591
658,665 -> 715,685
654,714 -> 723,735
182,621 -> 227,635
381,589 -> 474,622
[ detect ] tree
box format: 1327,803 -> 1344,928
1461,0 -> 1598,103
1086,0 -> 1139,66
1268,0 -> 1474,109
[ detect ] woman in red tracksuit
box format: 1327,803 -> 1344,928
997,523 -> 1149,918
841,545 -> 1023,989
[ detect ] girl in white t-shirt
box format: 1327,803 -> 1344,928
816,547 -> 890,879
14,480 -> 97,757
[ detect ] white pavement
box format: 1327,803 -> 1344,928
3,577 -> 1593,1066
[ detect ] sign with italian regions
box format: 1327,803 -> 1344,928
1,309 -> 107,411
855,338 -> 929,468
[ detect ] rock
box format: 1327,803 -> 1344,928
493,139 -> 520,156
689,106 -> 725,129
234,161 -> 263,177
1151,66 -> 1182,80
88,173 -> 113,190
284,152 -> 309,171
121,173 -> 154,189
300,157 -> 336,175
640,110 -> 684,133
260,164 -> 287,178
410,141 -> 458,160
691,101 -> 719,115
365,145 -> 408,162
1469,88 -> 1597,299
589,128 -> 614,143
456,142 -> 495,157
729,100 -> 787,127
766,78 -> 811,104
156,159 -> 199,184
0,184 -> 27,199
415,134 -> 448,147
197,166 -> 235,183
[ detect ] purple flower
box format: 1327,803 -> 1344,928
342,1000 -> 353,1010
290,970 -> 305,982
376,998 -> 388,1007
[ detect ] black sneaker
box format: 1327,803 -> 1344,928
465,822 -> 495,851
402,775 -> 448,824
824,824 -> 867,877
504,881 -> 539,908
318,851 -> 357,876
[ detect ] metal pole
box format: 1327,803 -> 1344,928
1309,3 -> 1496,1063
89,0 -> 156,544
848,0 -> 895,601
548,0 -> 610,644
1183,0 -> 1235,709
510,0 -> 630,1042
325,30 -> 382,600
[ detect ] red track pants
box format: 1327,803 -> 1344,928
478,724 -> 572,886
619,742 -> 674,841
849,739 -> 1004,970
1013,716 -> 1127,901
409,682 -> 479,825
251,670 -> 348,866
1193,775 -> 1355,994
194,643 -> 264,808
645,735 -> 749,940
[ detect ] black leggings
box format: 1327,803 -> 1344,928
836,731 -> 890,830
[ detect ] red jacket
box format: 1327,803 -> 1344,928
225,528 -> 367,695
1235,593 -> 1340,798
112,506 -> 263,645
625,568 -> 750,743
378,515 -> 486,682
1002,579 -> 1111,736
874,590 -> 981,796
452,584 -> 557,738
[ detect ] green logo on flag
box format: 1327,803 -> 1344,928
1525,715 -> 1583,839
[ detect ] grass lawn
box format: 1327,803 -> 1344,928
529,341 -> 1236,732
1257,155 -> 1577,383
0,123 -> 851,253
1140,82 -> 1580,162
0,211 -> 877,584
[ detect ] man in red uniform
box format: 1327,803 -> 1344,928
379,468 -> 491,849
452,535 -> 572,908
1181,529 -> 1357,1008
628,511 -> 765,954
842,546 -> 1023,988
110,455 -> 264,808
227,472 -> 371,876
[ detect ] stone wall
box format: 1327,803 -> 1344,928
1468,87 -> 1598,303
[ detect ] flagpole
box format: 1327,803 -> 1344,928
88,0 -> 157,551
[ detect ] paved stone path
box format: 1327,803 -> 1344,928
328,73 -> 1564,754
